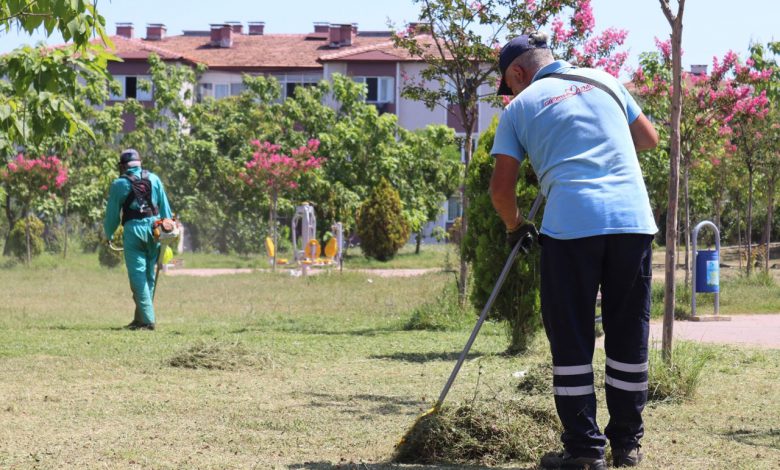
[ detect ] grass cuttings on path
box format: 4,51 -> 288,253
394,398 -> 560,466
168,340 -> 270,371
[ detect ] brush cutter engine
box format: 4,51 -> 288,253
153,218 -> 180,246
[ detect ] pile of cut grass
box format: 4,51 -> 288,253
393,398 -> 561,466
167,340 -> 270,371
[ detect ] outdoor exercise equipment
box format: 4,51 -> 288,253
691,220 -> 729,321
292,203 -> 317,263
265,237 -> 288,265
291,203 -> 343,267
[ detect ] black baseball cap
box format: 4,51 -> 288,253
119,148 -> 141,167
496,33 -> 549,96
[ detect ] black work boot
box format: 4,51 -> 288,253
612,446 -> 643,467
540,450 -> 606,469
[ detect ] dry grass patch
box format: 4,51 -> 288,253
167,340 -> 270,371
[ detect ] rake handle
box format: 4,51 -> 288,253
433,194 -> 544,409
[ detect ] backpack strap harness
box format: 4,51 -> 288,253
121,170 -> 159,225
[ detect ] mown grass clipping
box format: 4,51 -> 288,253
167,340 -> 270,371
394,398 -> 561,466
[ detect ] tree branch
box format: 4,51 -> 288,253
658,0 -> 675,25
0,1 -> 42,24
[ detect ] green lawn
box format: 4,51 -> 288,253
0,253 -> 778,469
176,242 -> 456,271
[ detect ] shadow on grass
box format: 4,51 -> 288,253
369,351 -> 483,363
232,325 -> 402,337
724,428 -> 780,450
306,392 -> 423,417
288,461 -> 533,470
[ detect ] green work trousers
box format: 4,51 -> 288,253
123,219 -> 160,325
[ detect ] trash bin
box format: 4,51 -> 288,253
695,249 -> 719,293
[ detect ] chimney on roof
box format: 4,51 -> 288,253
340,24 -> 353,46
116,23 -> 134,39
313,22 -> 329,34
145,23 -> 166,41
407,22 -> 430,34
329,24 -> 353,48
691,64 -> 708,76
248,21 -> 265,35
226,21 -> 243,34
328,24 -> 342,47
210,24 -> 233,47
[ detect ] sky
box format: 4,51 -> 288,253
0,0 -> 777,76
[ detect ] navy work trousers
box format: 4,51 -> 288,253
539,233 -> 653,459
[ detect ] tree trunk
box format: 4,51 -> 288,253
63,195 -> 69,258
746,164 -> 754,276
25,212 -> 31,266
271,189 -> 278,272
660,0 -> 686,363
3,192 -> 17,256
458,131 -> 473,305
683,159 -> 691,288
415,230 -> 422,254
736,190 -> 743,271
765,172 -> 775,273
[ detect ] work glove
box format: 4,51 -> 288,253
506,219 -> 538,253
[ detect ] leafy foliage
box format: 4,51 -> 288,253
356,178 -> 410,261
8,214 -> 43,260
463,117 -> 541,353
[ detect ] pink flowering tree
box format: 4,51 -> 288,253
631,43 -> 773,280
747,42 -> 780,272
240,139 -> 324,268
1,154 -> 68,264
721,52 -> 773,275
548,0 -> 629,77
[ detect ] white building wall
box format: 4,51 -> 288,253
397,62 -> 446,130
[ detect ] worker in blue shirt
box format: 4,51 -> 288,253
104,149 -> 172,330
490,32 -> 659,470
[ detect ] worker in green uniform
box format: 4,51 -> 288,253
104,149 -> 172,330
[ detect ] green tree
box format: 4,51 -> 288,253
0,1 -> 113,255
392,0 -> 629,302
463,117 -> 541,352
356,178 -> 410,261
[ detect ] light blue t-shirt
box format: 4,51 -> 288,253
491,60 -> 658,240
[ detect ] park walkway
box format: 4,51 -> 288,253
648,314 -> 780,349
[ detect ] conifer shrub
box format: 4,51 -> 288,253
8,215 -> 45,260
463,117 -> 542,353
356,178 -> 410,261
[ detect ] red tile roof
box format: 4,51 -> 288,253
106,36 -> 196,63
318,34 -> 447,62
105,32 -> 395,70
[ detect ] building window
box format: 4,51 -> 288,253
215,84 -> 230,99
197,82 -> 246,101
447,196 -> 462,222
110,75 -> 153,101
353,76 -> 394,103
230,83 -> 245,96
273,73 -> 320,100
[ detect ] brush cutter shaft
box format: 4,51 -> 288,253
434,193 -> 544,408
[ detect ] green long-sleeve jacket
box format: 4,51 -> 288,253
103,167 -> 172,240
